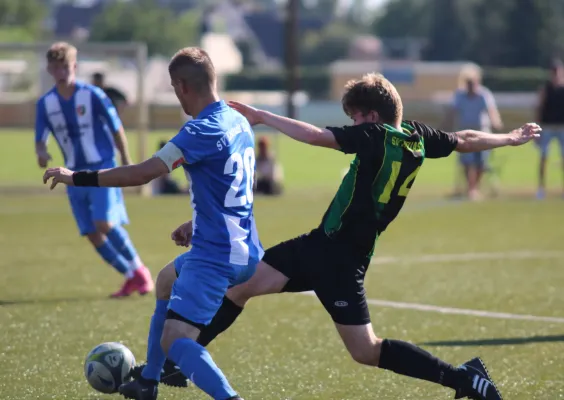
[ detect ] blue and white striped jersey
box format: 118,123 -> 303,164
35,81 -> 122,169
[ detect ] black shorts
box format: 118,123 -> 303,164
262,229 -> 371,326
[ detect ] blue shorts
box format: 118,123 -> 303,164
170,251 -> 257,326
537,129 -> 564,158
459,151 -> 490,168
67,185 -> 129,235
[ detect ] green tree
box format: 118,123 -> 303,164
372,0 -> 430,39
502,0 -> 544,67
0,0 -> 46,41
467,0 -> 513,66
423,0 -> 471,61
300,22 -> 356,66
299,0 -> 339,19
90,0 -> 199,57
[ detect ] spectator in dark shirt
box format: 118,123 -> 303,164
536,59 -> 564,199
255,136 -> 284,196
91,72 -> 128,115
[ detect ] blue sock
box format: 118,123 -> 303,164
168,338 -> 237,400
141,300 -> 169,382
95,240 -> 129,275
106,226 -> 139,264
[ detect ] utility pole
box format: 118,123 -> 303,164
285,0 -> 299,118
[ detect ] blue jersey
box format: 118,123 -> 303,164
35,81 -> 122,170
155,100 -> 263,266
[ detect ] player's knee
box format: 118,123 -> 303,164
161,315 -> 201,355
226,285 -> 252,306
160,329 -> 175,355
86,232 -> 105,247
348,340 -> 382,366
156,263 -> 176,300
94,221 -> 113,234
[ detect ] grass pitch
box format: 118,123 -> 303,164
0,129 -> 563,399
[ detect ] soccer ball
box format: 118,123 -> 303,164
84,342 -> 136,394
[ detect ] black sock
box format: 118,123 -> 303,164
378,339 -> 465,389
197,296 -> 243,347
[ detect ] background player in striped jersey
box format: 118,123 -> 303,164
44,47 -> 261,400
136,73 -> 540,400
35,42 -> 153,298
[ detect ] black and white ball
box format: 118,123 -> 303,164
84,342 -> 136,394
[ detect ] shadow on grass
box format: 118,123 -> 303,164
0,295 -> 119,306
420,334 -> 564,347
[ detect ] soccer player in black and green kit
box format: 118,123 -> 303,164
132,73 -> 540,400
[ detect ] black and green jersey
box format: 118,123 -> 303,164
319,120 -> 458,259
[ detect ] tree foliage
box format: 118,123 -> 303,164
90,0 -> 201,57
0,0 -> 46,40
373,0 -> 564,67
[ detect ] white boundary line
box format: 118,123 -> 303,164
300,249 -> 564,323
300,292 -> 564,324
371,250 -> 564,265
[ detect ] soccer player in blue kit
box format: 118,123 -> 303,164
43,47 -> 262,400
36,42 -> 153,297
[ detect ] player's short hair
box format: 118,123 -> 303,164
168,47 -> 216,93
46,42 -> 77,64
341,73 -> 403,124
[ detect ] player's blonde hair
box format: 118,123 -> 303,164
168,47 -> 216,93
46,42 -> 77,64
341,73 -> 403,125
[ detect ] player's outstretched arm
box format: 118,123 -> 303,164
228,101 -> 340,149
455,123 -> 541,153
42,158 -> 170,190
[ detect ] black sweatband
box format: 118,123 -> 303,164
72,170 -> 100,187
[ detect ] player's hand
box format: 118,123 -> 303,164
228,101 -> 263,126
43,167 -> 75,190
509,123 -> 542,146
36,151 -> 52,168
171,220 -> 193,247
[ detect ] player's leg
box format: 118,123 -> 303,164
474,151 -> 489,199
129,260 -> 189,388
161,258 -> 243,398
467,153 -> 482,200
132,233 -> 315,390
459,153 -> 473,197
335,322 -> 502,399
131,258 -> 289,389
91,186 -> 153,296
196,259 -> 289,346
121,256 -> 243,400
314,258 -> 502,400
198,232 -> 315,347
67,187 -> 131,277
99,187 -> 145,271
536,130 -> 552,199
139,262 -> 176,384
556,130 -> 564,197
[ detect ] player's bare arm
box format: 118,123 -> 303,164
43,157 -> 170,190
229,101 -> 340,149
454,122 -> 541,153
35,141 -> 52,168
113,125 -> 133,166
